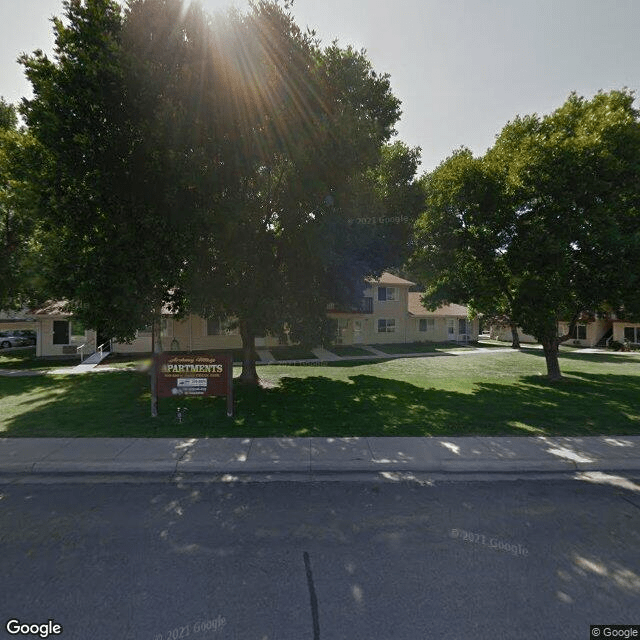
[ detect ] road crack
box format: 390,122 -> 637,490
303,551 -> 320,640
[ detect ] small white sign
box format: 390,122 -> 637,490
177,378 -> 207,388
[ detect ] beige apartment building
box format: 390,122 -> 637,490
491,314 -> 640,348
13,272 -> 478,358
327,273 -> 477,345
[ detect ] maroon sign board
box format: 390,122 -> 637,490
155,352 -> 233,417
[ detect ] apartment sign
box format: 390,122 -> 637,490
155,352 -> 233,416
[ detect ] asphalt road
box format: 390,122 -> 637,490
1,477 -> 639,640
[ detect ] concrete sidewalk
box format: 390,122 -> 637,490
1,435 -> 640,480
0,344 -> 537,377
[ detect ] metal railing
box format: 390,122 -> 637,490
97,340 -> 111,357
76,340 -> 95,363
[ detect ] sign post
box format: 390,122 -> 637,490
154,352 -> 234,417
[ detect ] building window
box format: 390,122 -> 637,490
419,318 -> 434,332
378,318 -> 396,333
52,321 -> 70,345
336,319 -> 349,343
206,317 -> 237,336
377,287 -> 398,302
138,319 -> 169,337
447,319 -> 455,335
207,318 -> 221,336
568,324 -> 587,340
624,326 -> 639,343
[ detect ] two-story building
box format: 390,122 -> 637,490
327,272 -> 478,345
22,272 -> 478,358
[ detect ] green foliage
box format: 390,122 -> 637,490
0,100 -> 43,309
182,3 -> 418,380
2,350 -> 640,437
20,0 -> 225,340
18,0 -> 420,378
0,98 -> 18,131
410,89 -> 640,379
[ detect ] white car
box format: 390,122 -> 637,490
0,331 -> 30,348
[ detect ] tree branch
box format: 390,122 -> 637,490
557,310 -> 581,343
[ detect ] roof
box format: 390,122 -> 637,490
365,272 -> 415,286
28,300 -> 72,317
0,308 -> 31,320
407,293 -> 469,317
27,300 -> 178,318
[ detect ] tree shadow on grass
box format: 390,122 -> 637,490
231,371 -> 639,437
1,369 -> 638,438
520,347 -> 640,365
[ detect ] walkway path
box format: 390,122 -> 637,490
1,344 -> 633,378
1,435 -> 639,480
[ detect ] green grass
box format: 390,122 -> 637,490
100,349 -> 248,367
327,345 -> 373,357
269,345 -> 318,361
369,341 -> 475,354
1,348 -> 639,438
0,348 -> 78,370
475,339 -> 521,349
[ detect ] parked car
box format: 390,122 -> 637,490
13,329 -> 36,345
0,331 -> 31,348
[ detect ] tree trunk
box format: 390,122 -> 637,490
509,322 -> 521,349
150,310 -> 163,417
541,338 -> 562,381
239,318 -> 260,386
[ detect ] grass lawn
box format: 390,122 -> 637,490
101,349 -> 248,366
1,348 -> 639,438
370,341 -> 475,354
0,348 -> 78,371
327,345 -> 373,357
269,345 -> 318,361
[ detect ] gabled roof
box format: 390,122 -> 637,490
408,293 -> 469,317
27,300 -> 178,318
28,300 -> 72,317
0,308 -> 31,320
365,272 -> 415,286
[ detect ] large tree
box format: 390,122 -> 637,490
185,4 -> 419,385
19,0 -> 217,341
20,0 -> 422,389
409,90 -> 640,380
0,98 -> 42,310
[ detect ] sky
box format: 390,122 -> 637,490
1,0 -> 639,172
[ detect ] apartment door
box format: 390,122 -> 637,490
52,320 -> 70,345
353,320 -> 363,343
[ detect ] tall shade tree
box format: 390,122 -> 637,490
409,90 -> 640,380
0,98 -> 42,309
19,0 -> 421,391
185,3 -> 417,385
409,148 -> 523,348
19,0 -> 215,342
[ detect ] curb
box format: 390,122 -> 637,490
1,463 -> 640,484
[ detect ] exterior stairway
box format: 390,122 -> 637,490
596,327 -> 613,347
